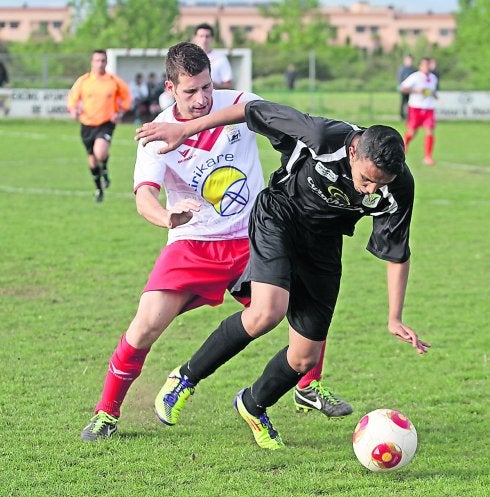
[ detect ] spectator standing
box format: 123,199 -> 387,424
129,72 -> 150,124
285,64 -> 297,90
67,49 -> 131,202
429,57 -> 440,90
0,59 -> 9,87
193,23 -> 233,89
397,54 -> 416,120
400,57 -> 439,166
147,72 -> 164,117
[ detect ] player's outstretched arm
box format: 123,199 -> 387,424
135,185 -> 201,229
386,260 -> 431,355
134,102 -> 248,154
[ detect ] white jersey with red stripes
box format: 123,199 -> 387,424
400,70 -> 438,110
134,89 -> 264,244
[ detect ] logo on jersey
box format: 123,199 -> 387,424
202,166 -> 249,216
315,162 -> 338,182
226,126 -> 241,144
178,148 -> 192,158
362,193 -> 381,208
328,186 -> 350,205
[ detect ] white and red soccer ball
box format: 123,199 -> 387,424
352,408 -> 418,472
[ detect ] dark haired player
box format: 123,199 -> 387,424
136,100 -> 431,450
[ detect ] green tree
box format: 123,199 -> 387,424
260,0 -> 331,50
69,0 -> 181,50
455,0 -> 490,87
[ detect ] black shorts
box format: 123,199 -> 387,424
247,189 -> 343,341
80,121 -> 115,154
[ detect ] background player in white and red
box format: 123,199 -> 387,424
400,57 -> 439,166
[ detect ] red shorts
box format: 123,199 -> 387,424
407,107 -> 435,130
144,238 -> 251,313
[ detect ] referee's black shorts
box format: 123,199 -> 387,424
248,189 -> 342,341
81,121 -> 116,154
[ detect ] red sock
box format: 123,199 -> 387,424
424,135 -> 434,158
95,334 -> 150,417
404,133 -> 413,153
297,340 -> 326,389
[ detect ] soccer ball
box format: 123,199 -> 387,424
352,408 -> 418,472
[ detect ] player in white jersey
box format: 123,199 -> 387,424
82,42 -> 352,442
80,42 -> 263,441
194,23 -> 233,89
400,57 -> 439,166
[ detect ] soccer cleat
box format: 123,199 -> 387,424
233,389 -> 284,450
95,189 -> 104,202
155,367 -> 195,426
81,411 -> 118,441
294,380 -> 353,418
423,156 -> 436,166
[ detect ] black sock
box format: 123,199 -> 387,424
243,346 -> 304,415
91,165 -> 102,190
180,312 -> 254,385
100,157 -> 109,179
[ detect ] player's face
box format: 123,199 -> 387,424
194,28 -> 213,53
91,53 -> 107,75
168,69 -> 213,120
419,59 -> 430,75
349,147 -> 396,195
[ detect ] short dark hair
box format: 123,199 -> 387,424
356,125 -> 405,176
92,49 -> 107,57
166,42 -> 211,85
194,23 -> 214,37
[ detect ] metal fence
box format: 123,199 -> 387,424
0,53 -> 90,89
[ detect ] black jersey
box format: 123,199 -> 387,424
245,100 -> 414,263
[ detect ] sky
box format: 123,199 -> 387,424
0,0 -> 460,13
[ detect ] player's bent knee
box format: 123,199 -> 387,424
243,308 -> 285,336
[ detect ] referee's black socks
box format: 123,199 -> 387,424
90,165 -> 102,190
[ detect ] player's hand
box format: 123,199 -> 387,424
387,319 -> 431,355
135,122 -> 187,154
166,199 -> 201,229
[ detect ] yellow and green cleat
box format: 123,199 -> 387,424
234,389 -> 284,450
155,366 -> 195,426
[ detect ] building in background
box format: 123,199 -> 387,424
0,5 -> 71,42
0,2 -> 456,52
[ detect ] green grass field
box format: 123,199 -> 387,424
1,114 -> 489,497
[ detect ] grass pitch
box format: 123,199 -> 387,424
0,113 -> 489,497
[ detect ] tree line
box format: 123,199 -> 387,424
0,0 -> 488,91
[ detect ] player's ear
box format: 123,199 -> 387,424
348,145 -> 356,160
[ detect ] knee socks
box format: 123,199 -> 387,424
95,334 -> 150,417
243,346 -> 304,416
297,340 -> 326,389
180,312 -> 254,384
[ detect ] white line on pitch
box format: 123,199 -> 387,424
0,185 -> 133,198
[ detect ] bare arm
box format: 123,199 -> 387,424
135,184 -> 201,229
386,259 -> 431,355
134,102 -> 248,154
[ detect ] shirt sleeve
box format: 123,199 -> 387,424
67,76 -> 83,111
133,140 -> 166,193
244,100 -> 356,156
366,167 -> 414,263
115,76 -> 132,112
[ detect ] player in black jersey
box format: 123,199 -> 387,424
136,100 -> 431,450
